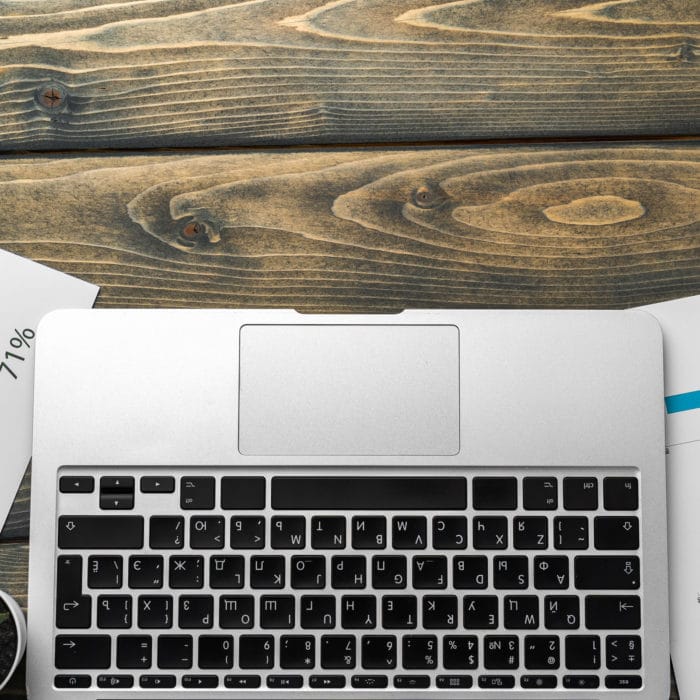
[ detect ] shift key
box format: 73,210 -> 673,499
58,516 -> 143,549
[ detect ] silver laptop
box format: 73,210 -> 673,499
27,309 -> 669,698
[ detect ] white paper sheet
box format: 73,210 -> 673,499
0,249 -> 99,530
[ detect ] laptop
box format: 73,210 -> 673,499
27,309 -> 669,697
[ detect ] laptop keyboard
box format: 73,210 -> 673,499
53,469 -> 643,691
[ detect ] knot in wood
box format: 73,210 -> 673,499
412,182 -> 449,209
36,83 -> 67,111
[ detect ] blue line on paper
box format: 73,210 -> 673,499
666,390 -> 700,414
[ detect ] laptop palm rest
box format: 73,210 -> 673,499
238,324 -> 460,456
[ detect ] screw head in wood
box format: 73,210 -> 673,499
36,83 -> 67,111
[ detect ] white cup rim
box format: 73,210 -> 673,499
0,589 -> 26,692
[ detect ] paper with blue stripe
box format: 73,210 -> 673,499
666,390 -> 700,414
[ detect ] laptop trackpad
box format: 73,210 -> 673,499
238,325 -> 459,456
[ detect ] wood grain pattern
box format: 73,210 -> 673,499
0,143 -> 698,311
0,0 -> 698,150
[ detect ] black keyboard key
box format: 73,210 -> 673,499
453,556 -> 488,589
606,635 -> 642,670
544,596 -> 580,629
342,595 -> 376,629
521,675 -> 557,688
221,477 -> 266,509
565,635 -> 601,669
180,477 -> 214,510
514,516 -> 548,549
157,635 -> 193,669
605,675 -> 642,689
271,516 -> 306,549
210,556 -> 244,589
55,635 -> 111,670
292,556 -> 326,589
585,595 -> 641,629
372,556 -> 407,589
504,596 -> 539,629
494,556 -> 528,589
140,477 -> 175,493
564,675 -> 600,688
129,556 -> 164,589
267,676 -> 303,689
432,516 -> 467,549
352,675 -> 388,688
100,492 -> 133,510
394,675 -> 430,688
352,516 -> 386,549
423,595 -> 457,629
190,516 -> 225,549
463,596 -> 498,629
251,556 -> 285,588
523,477 -> 558,510
300,595 -> 335,629
413,556 -> 447,589
59,476 -> 94,493
382,596 -> 417,629
139,675 -> 176,688
58,516 -> 143,549
534,556 -> 569,589
484,636 -> 519,670
97,596 -> 132,629
260,595 -> 295,628
224,675 -> 261,689
101,476 -> 134,491
97,675 -> 133,689
178,595 -> 213,628
272,476 -> 466,509
239,635 -> 274,669
554,516 -> 588,549
443,636 -> 478,669
54,675 -> 91,688
149,517 -> 184,549
478,675 -> 515,689
310,675 -> 346,689
564,477 -> 598,510
87,555 -> 123,589
332,556 -> 366,589
100,477 -> 135,511
594,517 -> 639,550
182,675 -> 218,689
137,595 -> 172,629
169,556 -> 203,589
473,477 -> 517,510
231,516 -> 265,549
312,516 -> 346,548
575,556 -> 640,589
220,596 -> 254,628
437,675 -> 473,688
604,477 -> 639,511
116,636 -> 152,669
524,635 -> 560,669
56,556 -> 91,629
280,635 -> 315,669
392,517 -> 427,549
362,635 -> 397,669
473,516 -> 508,549
321,635 -> 355,669
403,635 -> 437,669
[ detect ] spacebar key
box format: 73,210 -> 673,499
58,516 -> 144,549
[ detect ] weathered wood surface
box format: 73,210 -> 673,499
0,0 -> 698,150
0,143 -> 698,311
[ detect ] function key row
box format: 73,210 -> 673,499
58,514 -> 639,551
60,475 -> 639,512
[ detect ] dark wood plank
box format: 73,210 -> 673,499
0,0 -> 698,150
0,143 -> 698,312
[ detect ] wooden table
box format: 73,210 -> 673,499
0,1 -> 697,697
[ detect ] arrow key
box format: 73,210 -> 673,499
140,477 -> 175,494
59,477 -> 94,494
